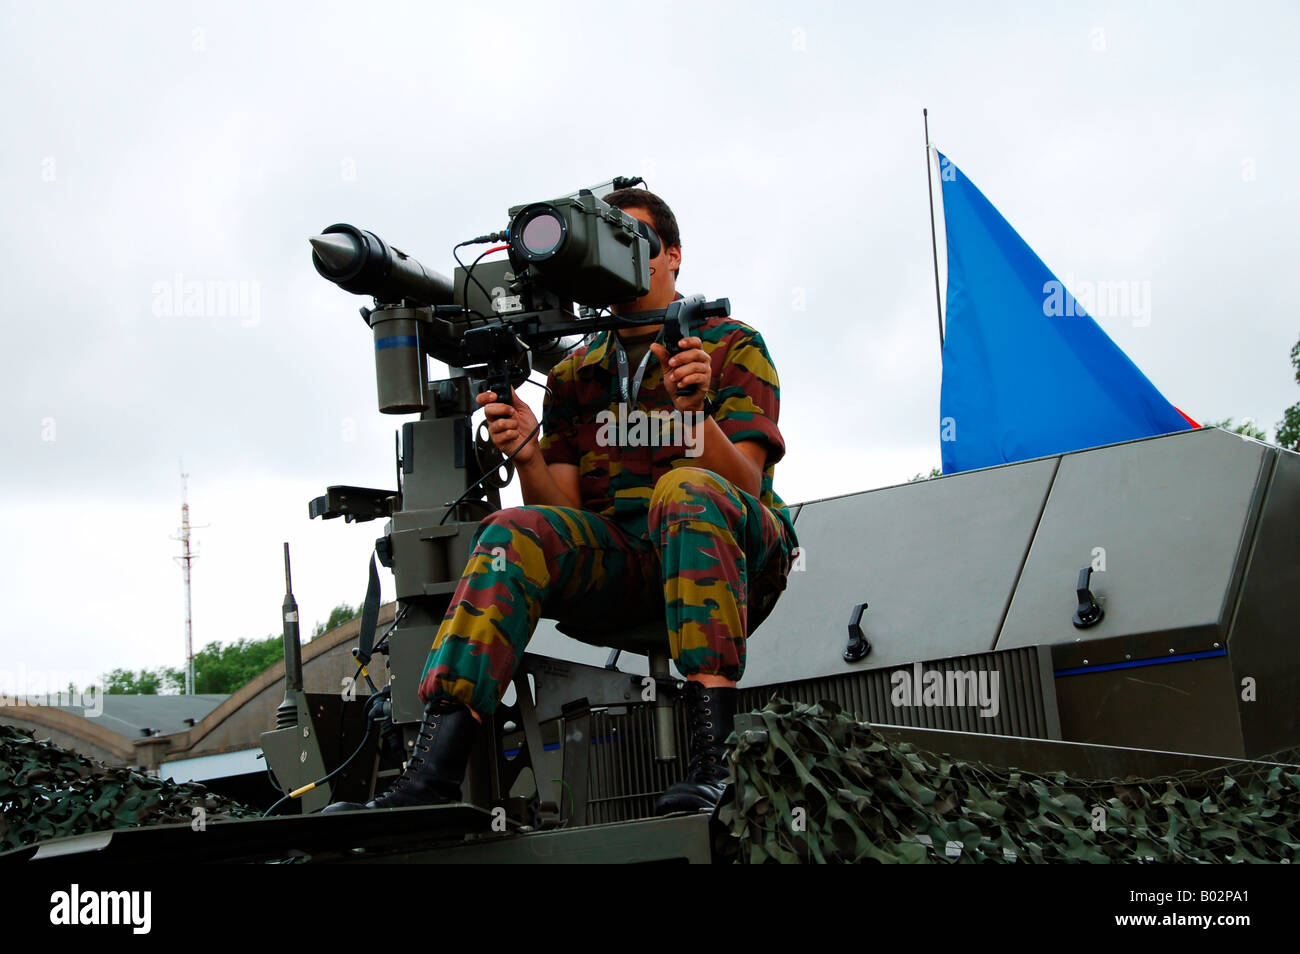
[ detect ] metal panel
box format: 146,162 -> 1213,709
576,645 -> 1057,827
11,805 -> 502,863
373,814 -> 714,864
45,694 -> 227,736
525,619 -> 638,672
1054,654 -> 1243,757
741,458 -> 1058,685
870,723 -> 1295,780
1227,447 -> 1300,757
737,645 -> 1059,740
584,706 -> 689,824
996,427 -> 1270,667
158,747 -> 264,784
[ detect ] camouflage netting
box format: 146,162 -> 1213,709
0,724 -> 259,853
719,698 -> 1300,863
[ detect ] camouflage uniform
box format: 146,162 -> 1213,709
418,314 -> 798,716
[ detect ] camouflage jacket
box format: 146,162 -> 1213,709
538,313 -> 798,551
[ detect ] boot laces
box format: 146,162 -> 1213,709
377,706 -> 459,804
685,689 -> 724,775
400,709 -> 443,780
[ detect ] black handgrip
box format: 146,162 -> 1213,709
663,295 -> 729,398
844,602 -> 872,662
1072,567 -> 1105,628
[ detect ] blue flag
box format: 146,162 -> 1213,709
937,151 -> 1194,474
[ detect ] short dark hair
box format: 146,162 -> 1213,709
603,187 -> 681,281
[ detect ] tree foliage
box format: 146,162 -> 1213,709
313,601 -> 359,638
1275,337 -> 1300,452
1207,417 -> 1268,441
160,637 -> 285,694
101,668 -> 179,694
95,603 -> 362,695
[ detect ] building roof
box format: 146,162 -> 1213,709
46,694 -> 228,738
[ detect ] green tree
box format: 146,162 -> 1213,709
102,668 -> 181,694
1208,417 -> 1267,441
97,601 -> 361,697
313,602 -> 360,638
908,467 -> 942,482
1275,337 -> 1300,452
160,636 -> 286,694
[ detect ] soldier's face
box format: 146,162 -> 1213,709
621,206 -> 680,293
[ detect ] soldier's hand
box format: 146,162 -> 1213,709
651,336 -> 710,413
478,389 -> 540,466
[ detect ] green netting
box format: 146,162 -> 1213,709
0,723 -> 259,853
718,698 -> 1300,863
10,700 -> 1300,862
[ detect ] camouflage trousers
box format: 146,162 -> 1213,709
418,467 -> 796,716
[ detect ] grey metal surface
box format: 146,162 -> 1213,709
556,618 -> 667,652
561,710 -> 593,828
525,618 -> 643,674
387,612 -> 441,726
522,654 -> 646,723
260,694 -> 332,812
584,705 -> 690,824
996,427 -> 1270,663
395,416 -> 466,513
867,721 -> 1299,780
1227,446 -> 1300,757
1054,655 -> 1244,757
354,813 -> 714,864
510,669 -> 560,819
740,457 -> 1059,685
42,694 -> 228,739
737,645 -> 1059,740
6,804 -> 502,863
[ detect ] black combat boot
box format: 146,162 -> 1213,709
654,681 -> 736,815
321,699 -> 478,812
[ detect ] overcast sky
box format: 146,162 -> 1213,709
2,0 -> 1296,694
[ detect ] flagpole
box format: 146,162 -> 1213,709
923,108 -> 944,354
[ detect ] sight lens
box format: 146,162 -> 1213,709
521,212 -> 564,256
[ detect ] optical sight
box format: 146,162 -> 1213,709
506,190 -> 661,306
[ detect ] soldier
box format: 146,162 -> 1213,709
324,189 -> 798,816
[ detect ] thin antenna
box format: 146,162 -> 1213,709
924,108 -> 945,354
171,464 -> 208,695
